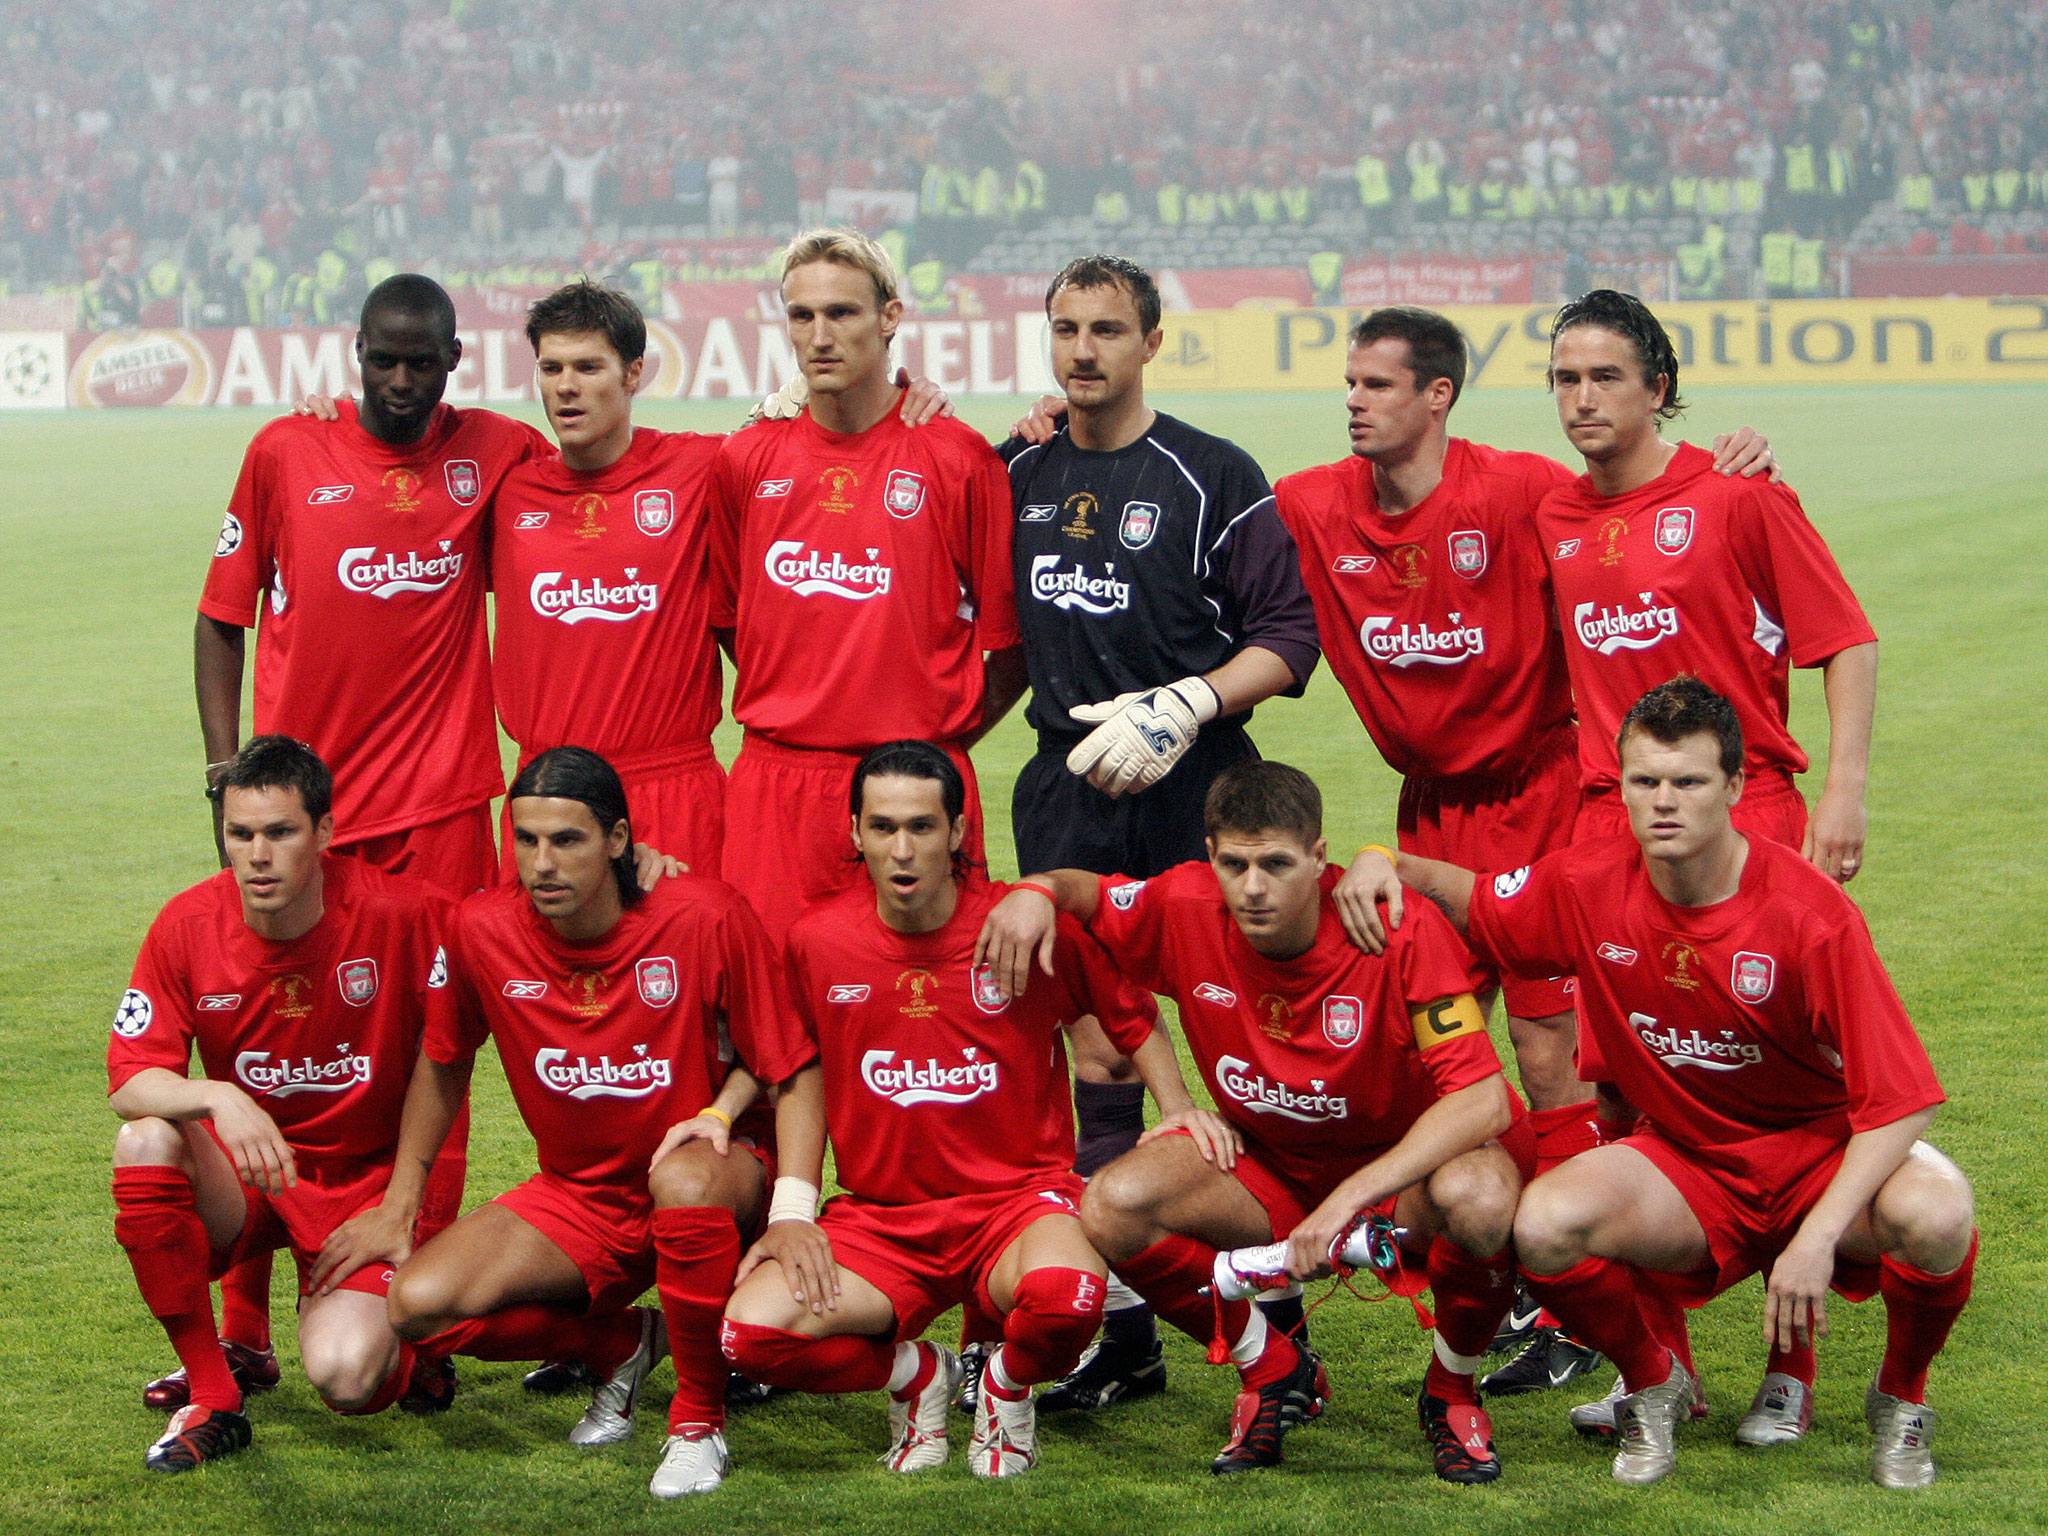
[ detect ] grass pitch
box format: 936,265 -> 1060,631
1,384 -> 2043,1534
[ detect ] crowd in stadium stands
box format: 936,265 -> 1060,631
6,0 -> 2045,322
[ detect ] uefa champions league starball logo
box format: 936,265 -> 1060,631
2,342 -> 51,401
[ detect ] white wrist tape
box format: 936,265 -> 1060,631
768,1175 -> 821,1225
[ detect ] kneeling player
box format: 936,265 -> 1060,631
108,739 -> 450,1471
321,747 -> 816,1498
978,761 -> 1533,1481
1372,679 -> 1974,1487
720,740 -> 1195,1478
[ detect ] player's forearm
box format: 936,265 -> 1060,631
1392,852 -> 1477,932
1127,1024 -> 1197,1118
966,643 -> 1029,747
1791,1106 -> 1934,1251
383,1053 -> 472,1214
709,1065 -> 762,1124
193,615 -> 246,764
771,1063 -> 827,1188
1017,869 -> 1102,923
1819,641 -> 1878,796
1202,645 -> 1296,716
110,1067 -> 237,1123
1329,1075 -> 1513,1216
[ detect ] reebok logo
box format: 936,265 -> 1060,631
1333,554 -> 1377,574
503,979 -> 548,999
755,478 -> 793,497
308,485 -> 354,505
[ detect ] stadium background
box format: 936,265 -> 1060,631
1,1 -> 2043,1531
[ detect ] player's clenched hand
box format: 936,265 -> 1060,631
651,1113 -> 731,1165
897,369 -> 954,425
1332,851 -> 1402,954
1802,789 -> 1867,883
289,392 -> 348,421
1762,1234 -> 1836,1351
1067,677 -> 1219,798
1008,393 -> 1067,444
738,1220 -> 840,1315
1284,1195 -> 1359,1282
307,1201 -> 415,1296
1139,1108 -> 1241,1170
634,841 -> 687,889
209,1088 -> 297,1194
1709,426 -> 1781,483
975,886 -> 1059,999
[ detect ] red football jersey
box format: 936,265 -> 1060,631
432,876 -> 814,1209
786,878 -> 1156,1204
1537,443 -> 1876,791
1467,836 -> 1943,1153
1085,863 -> 1501,1190
1275,441 -> 1575,780
707,410 -> 1018,748
199,401 -> 546,841
108,858 -> 452,1175
490,427 -> 725,769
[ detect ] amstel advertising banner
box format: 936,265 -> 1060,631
44,295 -> 2048,408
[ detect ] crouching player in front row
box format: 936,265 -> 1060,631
109,738 -> 453,1472
977,760 -> 1535,1482
1362,678 -> 1974,1487
313,746 -> 818,1499
720,740 -> 1199,1479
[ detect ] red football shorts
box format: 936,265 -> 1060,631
335,802 -> 497,898
1621,1122 -> 1879,1305
493,1144 -> 772,1314
501,741 -> 727,885
202,1139 -> 401,1299
820,1174 -> 1086,1341
720,731 -> 986,946
1574,766 -> 1810,850
1399,724 -> 1579,1019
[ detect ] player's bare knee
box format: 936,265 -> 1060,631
1429,1154 -> 1519,1254
722,1270 -> 803,1333
647,1145 -> 721,1209
1079,1159 -> 1156,1260
304,1335 -> 393,1410
1877,1151 -> 1976,1271
386,1264 -> 462,1340
112,1116 -> 188,1169
1511,1178 -> 1586,1274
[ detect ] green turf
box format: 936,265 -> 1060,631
1,385 -> 2043,1533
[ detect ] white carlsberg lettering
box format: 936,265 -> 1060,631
1030,554 -> 1132,615
533,1045 -> 673,1099
337,543 -> 465,598
234,1047 -> 372,1097
528,568 -> 660,623
764,539 -> 893,600
1627,1012 -> 1764,1072
1360,613 -> 1486,668
1213,1055 -> 1349,1123
860,1048 -> 1001,1107
1574,593 -> 1680,654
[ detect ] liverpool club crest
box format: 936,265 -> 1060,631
1448,529 -> 1487,579
1654,506 -> 1695,555
1322,995 -> 1362,1047
1730,951 -> 1775,1004
636,956 -> 678,1007
337,958 -> 380,1007
885,470 -> 926,518
444,459 -> 481,505
634,489 -> 675,535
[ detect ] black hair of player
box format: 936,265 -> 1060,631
1619,676 -> 1744,778
1549,288 -> 1687,421
1349,306 -> 1467,408
848,739 -> 977,880
359,273 -> 458,345
1046,254 -> 1162,337
1203,761 -> 1322,849
209,735 -> 333,822
507,746 -> 645,908
525,278 -> 647,366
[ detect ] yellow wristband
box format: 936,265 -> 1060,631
697,1106 -> 734,1129
1356,844 -> 1398,866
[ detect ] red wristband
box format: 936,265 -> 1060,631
1013,880 -> 1057,904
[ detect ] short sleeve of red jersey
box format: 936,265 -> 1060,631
1465,853 -> 1576,981
1051,913 -> 1158,1055
966,445 -> 1020,651
1082,871 -> 1173,995
1390,899 -> 1504,1096
715,892 -> 817,1086
107,912 -> 198,1094
1727,480 -> 1875,668
1806,912 -> 1944,1131
198,432 -> 278,628
425,907 -> 492,1064
706,438 -> 749,630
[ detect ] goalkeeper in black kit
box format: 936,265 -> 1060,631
990,255 -> 1320,1411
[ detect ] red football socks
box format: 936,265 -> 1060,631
1877,1231 -> 1977,1403
1631,1268 -> 1699,1379
113,1166 -> 242,1413
426,1302 -> 641,1375
1425,1238 -> 1515,1404
1522,1254 -> 1671,1392
994,1267 -> 1104,1385
718,1320 -> 896,1394
654,1205 -> 741,1431
217,1252 -> 275,1354
1115,1232 -> 1230,1344
1766,1334 -> 1816,1385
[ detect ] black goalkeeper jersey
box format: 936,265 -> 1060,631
1002,413 -> 1319,744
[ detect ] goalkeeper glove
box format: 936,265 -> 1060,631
742,371 -> 810,427
1066,676 -> 1220,798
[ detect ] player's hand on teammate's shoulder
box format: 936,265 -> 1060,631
974,884 -> 1061,999
1802,790 -> 1867,883
1332,849 -> 1403,956
208,1087 -> 297,1195
1709,426 -> 1782,483
651,1112 -> 732,1164
738,1217 -> 840,1316
289,391 -> 350,421
1140,1107 -> 1241,1170
1008,392 -> 1067,444
634,842 -> 687,889
896,369 -> 954,426
306,1200 -> 416,1296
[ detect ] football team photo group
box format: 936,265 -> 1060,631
93,222 -> 1988,1509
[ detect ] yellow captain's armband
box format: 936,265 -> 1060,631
1410,993 -> 1487,1050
